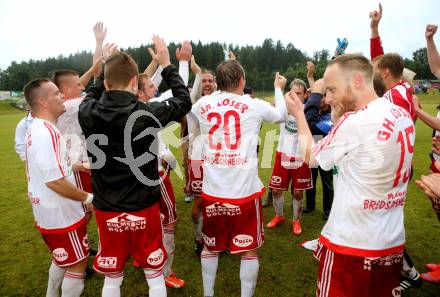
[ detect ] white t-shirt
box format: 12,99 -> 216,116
276,114 -> 301,159
56,98 -> 88,164
191,89 -> 286,203
313,98 -> 415,257
25,118 -> 85,232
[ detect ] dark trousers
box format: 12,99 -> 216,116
305,166 -> 334,215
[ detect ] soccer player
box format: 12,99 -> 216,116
185,62 -> 216,257
190,60 -> 287,297
23,78 -> 93,297
266,78 -> 312,235
369,5 -> 422,290
78,35 -> 191,297
136,40 -> 192,289
54,21 -> 106,196
285,53 -> 415,297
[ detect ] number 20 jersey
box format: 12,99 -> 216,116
191,91 -> 285,204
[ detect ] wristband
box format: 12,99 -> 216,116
84,193 -> 94,204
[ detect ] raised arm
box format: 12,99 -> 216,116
426,24 -> 440,79
190,55 -> 203,103
79,22 -> 107,88
284,91 -> 316,166
146,35 -> 191,126
176,41 -> 192,86
369,3 -> 384,59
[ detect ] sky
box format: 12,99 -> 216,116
0,0 -> 438,70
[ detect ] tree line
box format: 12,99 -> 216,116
0,39 -> 436,92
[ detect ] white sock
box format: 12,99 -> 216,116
272,195 -> 284,216
402,258 -> 419,279
163,228 -> 175,277
240,256 -> 259,297
201,250 -> 219,297
144,269 -> 167,297
195,214 -> 203,241
292,198 -> 303,220
46,262 -> 66,297
61,271 -> 85,297
102,272 -> 124,297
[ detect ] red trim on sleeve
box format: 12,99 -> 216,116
44,122 -> 66,177
319,235 -> 404,257
37,217 -> 86,234
370,36 -> 384,60
202,187 -> 266,205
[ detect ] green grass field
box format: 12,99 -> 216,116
1,94 -> 440,297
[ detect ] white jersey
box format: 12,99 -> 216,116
15,112 -> 34,161
56,98 -> 88,164
276,114 -> 301,159
312,98 -> 415,257
25,118 -> 85,233
191,88 -> 286,203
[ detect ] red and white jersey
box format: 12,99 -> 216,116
57,98 -> 88,164
25,118 -> 85,233
312,98 -> 415,257
276,114 -> 301,159
384,81 -> 415,122
191,89 -> 286,204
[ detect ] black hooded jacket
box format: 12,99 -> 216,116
78,65 -> 191,211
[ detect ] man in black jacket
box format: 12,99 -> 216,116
78,36 -> 191,297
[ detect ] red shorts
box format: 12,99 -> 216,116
269,152 -> 313,191
314,242 -> 402,297
93,204 -> 167,273
74,171 -> 92,193
158,171 -> 177,225
187,160 -> 203,195
201,198 -> 264,254
41,221 -> 89,267
74,171 -> 92,213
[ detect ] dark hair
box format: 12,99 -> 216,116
373,73 -> 386,97
328,53 -> 374,84
377,53 -> 404,79
104,52 -> 139,89
244,85 -> 253,95
215,60 -> 244,91
52,69 -> 79,89
23,78 -> 51,110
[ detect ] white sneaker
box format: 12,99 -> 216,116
299,239 -> 319,252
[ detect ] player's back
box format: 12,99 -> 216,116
318,97 -> 415,256
193,92 -> 281,203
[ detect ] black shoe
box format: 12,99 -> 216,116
194,240 -> 203,258
400,273 -> 423,292
302,207 -> 315,213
